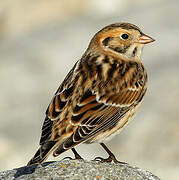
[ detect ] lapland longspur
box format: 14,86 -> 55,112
28,22 -> 155,165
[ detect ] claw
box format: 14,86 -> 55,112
62,156 -> 73,161
94,157 -> 104,162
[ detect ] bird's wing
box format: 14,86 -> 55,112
53,64 -> 147,156
39,61 -> 79,145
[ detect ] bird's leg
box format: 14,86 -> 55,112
94,143 -> 127,164
71,148 -> 83,160
62,148 -> 83,161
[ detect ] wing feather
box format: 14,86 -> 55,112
53,85 -> 144,156
40,61 -> 79,145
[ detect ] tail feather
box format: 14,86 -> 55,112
27,141 -> 56,166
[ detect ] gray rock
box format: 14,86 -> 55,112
0,160 -> 160,180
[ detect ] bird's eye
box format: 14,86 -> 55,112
121,33 -> 129,40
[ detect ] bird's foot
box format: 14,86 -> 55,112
94,155 -> 127,164
74,153 -> 83,160
62,156 -> 83,161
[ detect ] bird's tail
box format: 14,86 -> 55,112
27,141 -> 57,166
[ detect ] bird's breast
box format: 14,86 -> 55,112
86,102 -> 141,143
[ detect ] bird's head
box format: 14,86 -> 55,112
88,22 -> 155,61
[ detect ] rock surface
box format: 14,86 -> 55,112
0,160 -> 160,180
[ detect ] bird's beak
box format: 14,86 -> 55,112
137,34 -> 155,44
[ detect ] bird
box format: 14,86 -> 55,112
27,22 -> 155,166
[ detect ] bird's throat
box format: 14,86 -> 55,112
108,43 -> 144,61
125,43 -> 143,60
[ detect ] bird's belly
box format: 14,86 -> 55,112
86,103 -> 141,143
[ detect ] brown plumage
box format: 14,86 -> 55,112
27,22 -> 155,166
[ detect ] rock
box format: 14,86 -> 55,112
0,160 -> 160,180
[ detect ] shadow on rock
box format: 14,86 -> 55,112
14,161 -> 55,178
